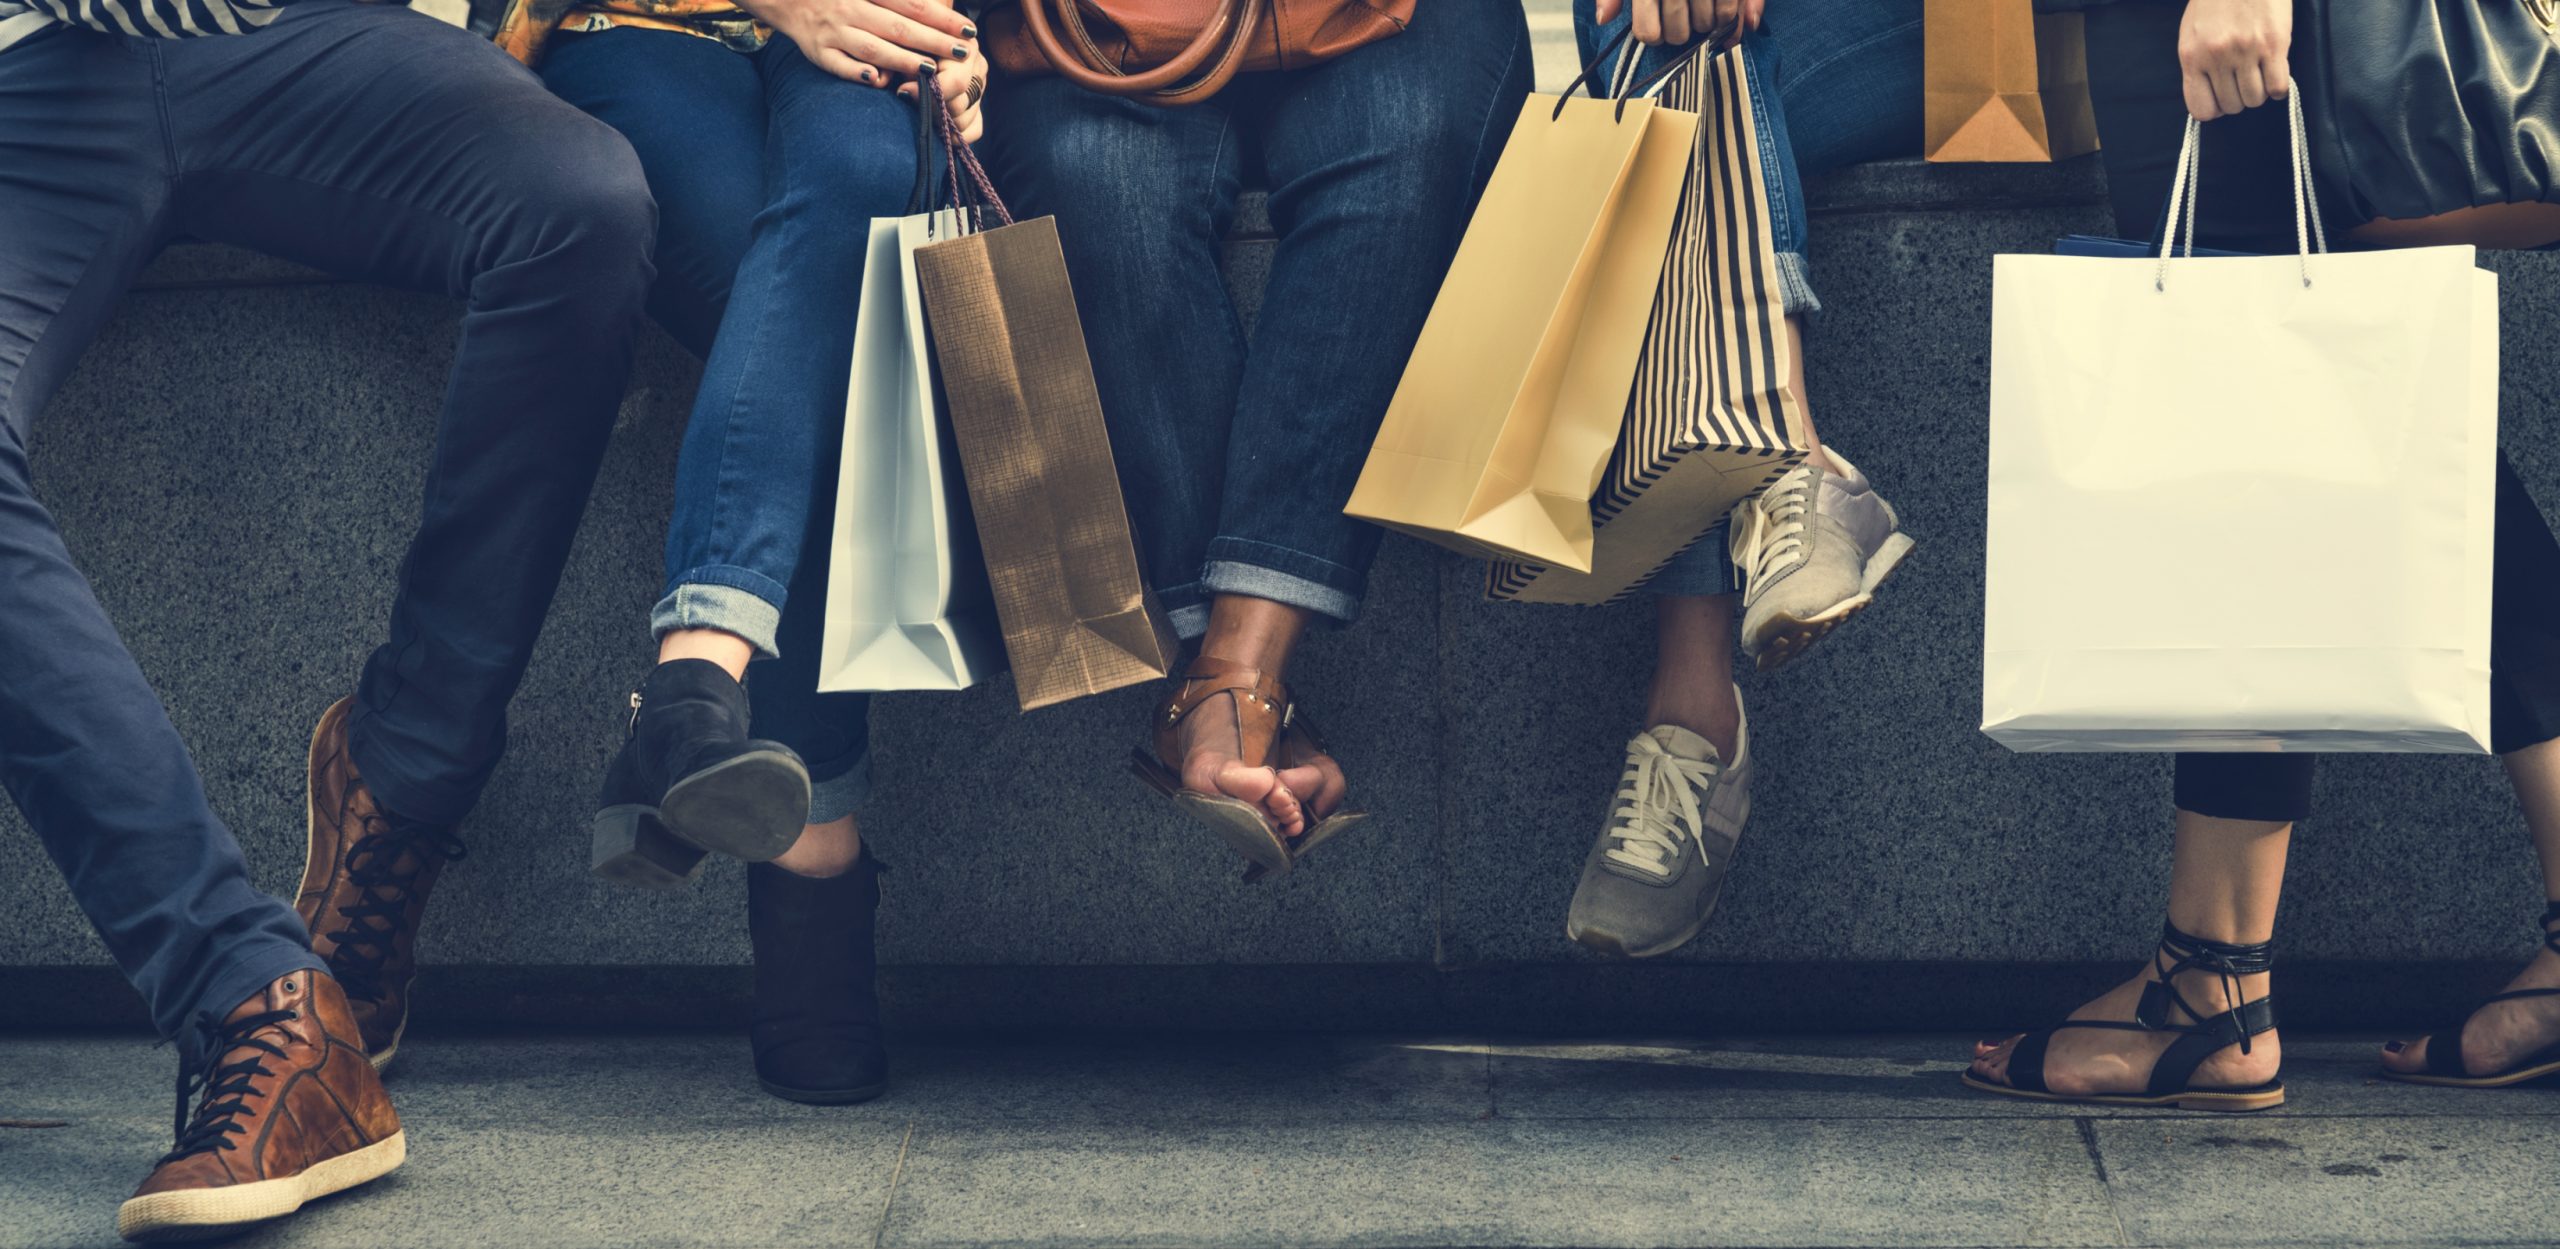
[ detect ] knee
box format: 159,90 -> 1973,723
500,118 -> 660,296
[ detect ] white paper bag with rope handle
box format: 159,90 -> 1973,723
1981,100 -> 2496,753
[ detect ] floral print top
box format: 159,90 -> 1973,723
495,0 -> 768,66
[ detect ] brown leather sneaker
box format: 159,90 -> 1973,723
117,972 -> 405,1242
298,697 -> 464,1072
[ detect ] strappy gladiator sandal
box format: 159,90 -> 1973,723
1131,659 -> 1369,882
2382,902 -> 2560,1089
1962,921 -> 2285,1113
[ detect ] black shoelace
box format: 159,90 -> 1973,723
162,1008 -> 296,1164
323,816 -> 466,1004
2148,921 -> 2276,1053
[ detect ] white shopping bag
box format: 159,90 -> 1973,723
1981,100 -> 2497,753
817,211 -> 1005,692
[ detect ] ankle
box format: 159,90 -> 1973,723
1643,678 -> 1739,759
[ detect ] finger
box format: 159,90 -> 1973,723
1741,0 -> 1765,31
2182,68 -> 2221,121
932,62 -> 980,120
2210,65 -> 2245,116
2232,63 -> 2267,110
2261,52 -> 2291,101
1709,0 -> 1741,38
1630,0 -> 1662,46
1659,0 -> 1688,47
843,2 -> 962,64
856,0 -> 973,46
805,42 -> 886,86
1595,0 -> 1622,23
841,25 -> 946,80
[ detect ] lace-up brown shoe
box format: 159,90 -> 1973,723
298,697 -> 464,1072
117,972 -> 404,1242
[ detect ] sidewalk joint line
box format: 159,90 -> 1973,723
2075,1116 -> 2131,1248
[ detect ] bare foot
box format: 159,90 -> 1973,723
1171,691 -> 1305,839
2380,933 -> 2560,1077
1274,729 -> 1349,825
1969,963 -> 2281,1097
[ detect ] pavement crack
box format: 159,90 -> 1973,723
873,1119 -> 916,1249
2074,1117 -> 2132,1248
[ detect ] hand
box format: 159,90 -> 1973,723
2177,0 -> 2290,121
738,0 -> 975,89
897,57 -> 987,144
1594,0 -> 1761,47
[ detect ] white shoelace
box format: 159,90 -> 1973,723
1733,467 -> 1816,596
1603,733 -> 1721,877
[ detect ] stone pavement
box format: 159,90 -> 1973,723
4,1033 -> 2556,1248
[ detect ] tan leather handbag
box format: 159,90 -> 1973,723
982,0 -> 1416,106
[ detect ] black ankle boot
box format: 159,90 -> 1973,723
748,853 -> 888,1104
592,659 -> 812,889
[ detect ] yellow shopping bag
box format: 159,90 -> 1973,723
1345,45 -> 1699,573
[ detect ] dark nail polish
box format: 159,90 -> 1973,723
920,59 -> 938,75
960,24 -> 975,38
2383,1040 -> 2405,1053
859,66 -> 873,81
951,44 -> 968,59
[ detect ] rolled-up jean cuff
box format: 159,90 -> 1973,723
808,752 -> 871,824
1639,519 -> 1739,597
1777,251 -> 1821,320
652,577 -> 787,660
1199,555 -> 1362,635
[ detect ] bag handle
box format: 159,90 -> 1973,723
1017,0 -> 1260,106
1548,26 -> 1723,123
915,73 -> 1015,237
2156,91 -> 2329,291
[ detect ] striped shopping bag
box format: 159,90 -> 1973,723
1488,46 -> 1808,605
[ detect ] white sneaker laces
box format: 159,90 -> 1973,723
1604,733 -> 1720,877
1734,468 -> 1816,595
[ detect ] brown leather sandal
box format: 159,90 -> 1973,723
1131,659 -> 1371,881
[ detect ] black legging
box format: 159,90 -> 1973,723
2085,0 -> 2560,824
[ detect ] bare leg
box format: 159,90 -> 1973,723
659,628 -> 754,681
1971,811 -> 2288,1094
1170,595 -> 1313,837
773,814 -> 861,879
1647,596 -> 1742,759
2381,737 -> 2560,1075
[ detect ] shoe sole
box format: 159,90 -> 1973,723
302,704 -> 408,1076
116,1130 -> 406,1242
1130,750 -> 1294,877
592,805 -> 715,891
655,750 -> 813,863
1564,875 -> 1732,960
1958,1071 -> 2286,1112
1238,811 -> 1374,884
1747,531 -> 1915,673
757,1076 -> 890,1105
2377,1057 -> 2560,1089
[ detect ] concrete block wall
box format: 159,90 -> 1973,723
8,158 -> 2559,1033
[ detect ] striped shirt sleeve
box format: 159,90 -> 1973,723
0,0 -> 292,53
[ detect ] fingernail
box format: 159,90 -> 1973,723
920,59 -> 938,75
950,44 -> 968,59
960,23 -> 975,38
2383,1040 -> 2406,1053
859,66 -> 873,81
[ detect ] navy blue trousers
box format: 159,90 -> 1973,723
0,3 -> 655,1055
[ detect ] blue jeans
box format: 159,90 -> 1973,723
543,29 -> 908,821
980,0 -> 1534,637
0,3 -> 655,1058
1578,0 -> 1923,596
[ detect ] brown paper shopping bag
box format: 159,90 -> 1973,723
913,204 -> 1174,711
1343,73 -> 1700,573
1489,47 -> 1808,605
1924,0 -> 2099,163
